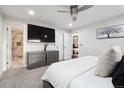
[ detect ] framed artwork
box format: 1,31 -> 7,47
97,24 -> 124,39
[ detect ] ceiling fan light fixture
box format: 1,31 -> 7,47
58,5 -> 93,21
70,5 -> 78,21
72,13 -> 77,21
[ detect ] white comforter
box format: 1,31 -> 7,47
41,56 -> 98,88
70,68 -> 114,88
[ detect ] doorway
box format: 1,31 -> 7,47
72,33 -> 79,58
7,23 -> 24,69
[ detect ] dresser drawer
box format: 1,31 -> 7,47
27,52 -> 46,69
46,51 -> 59,65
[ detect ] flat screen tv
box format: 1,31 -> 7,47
28,24 -> 55,43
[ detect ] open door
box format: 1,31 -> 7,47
7,23 -> 24,69
11,30 -> 23,68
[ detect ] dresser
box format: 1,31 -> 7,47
27,51 -> 59,70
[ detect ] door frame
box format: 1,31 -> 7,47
6,21 -> 26,69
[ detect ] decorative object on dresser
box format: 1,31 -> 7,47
43,43 -> 48,51
27,51 -> 59,70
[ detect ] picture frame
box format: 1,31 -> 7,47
97,24 -> 124,39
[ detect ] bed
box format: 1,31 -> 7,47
41,56 -> 115,88
41,56 -> 98,88
69,68 -> 114,88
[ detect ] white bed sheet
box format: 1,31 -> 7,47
41,56 -> 98,88
69,68 -> 114,88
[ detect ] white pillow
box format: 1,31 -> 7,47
95,46 -> 122,77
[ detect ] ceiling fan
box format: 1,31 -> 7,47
58,5 -> 93,21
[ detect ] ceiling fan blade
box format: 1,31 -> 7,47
78,5 -> 93,12
57,10 -> 70,13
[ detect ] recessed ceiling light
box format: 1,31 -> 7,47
69,23 -> 72,27
28,10 -> 35,15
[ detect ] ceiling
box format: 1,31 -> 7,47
1,5 -> 124,30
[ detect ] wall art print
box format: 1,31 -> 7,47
97,24 -> 124,39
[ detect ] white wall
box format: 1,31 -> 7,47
0,13 -> 3,74
2,16 -> 71,71
72,15 -> 124,57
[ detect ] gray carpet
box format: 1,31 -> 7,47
0,66 -> 48,88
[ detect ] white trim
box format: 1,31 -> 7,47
6,25 -> 11,69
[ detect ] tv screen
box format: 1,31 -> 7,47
28,24 -> 55,43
